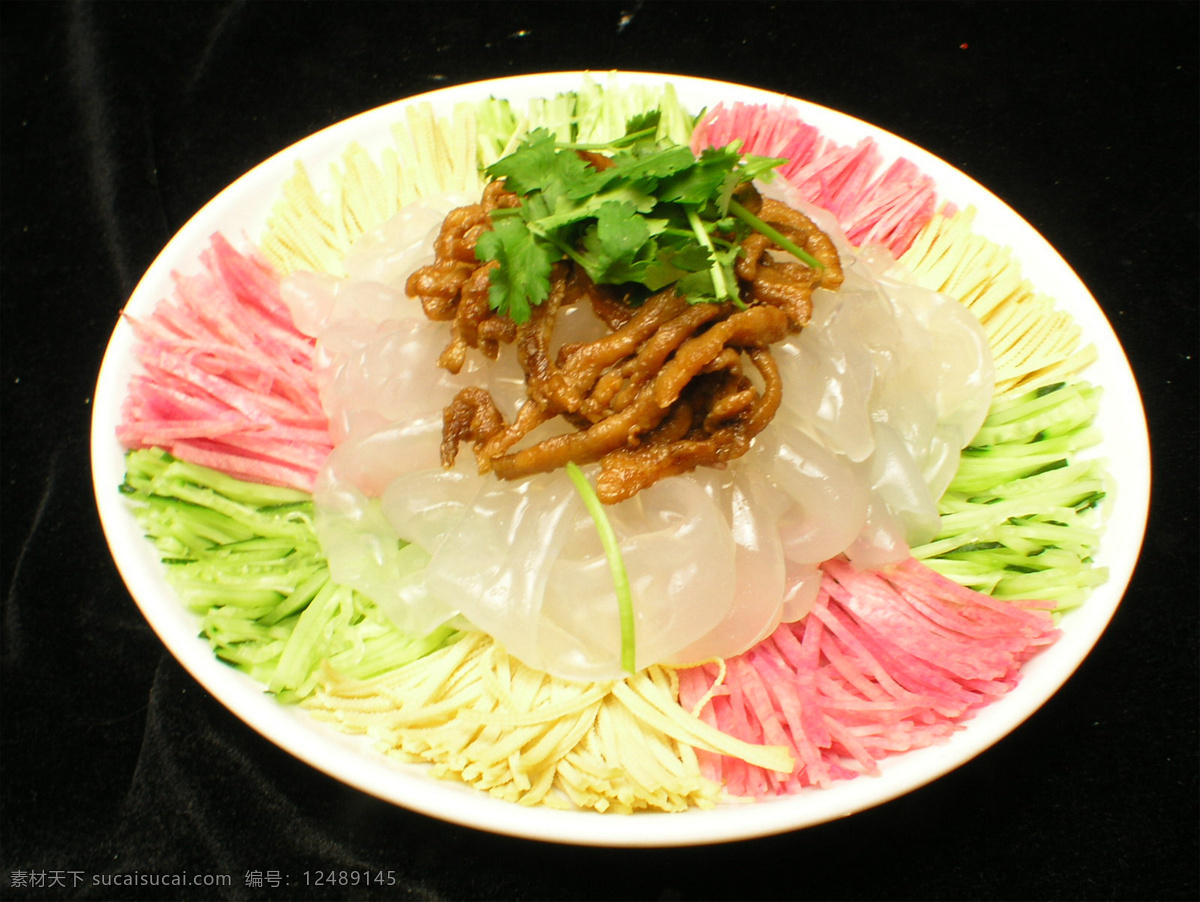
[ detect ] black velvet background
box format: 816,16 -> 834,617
2,2 -> 1197,900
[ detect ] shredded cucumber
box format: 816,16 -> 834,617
473,77 -> 698,172
914,381 -> 1111,613
572,76 -> 696,145
475,97 -> 520,168
122,448 -> 457,700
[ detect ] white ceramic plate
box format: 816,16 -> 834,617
90,71 -> 1151,847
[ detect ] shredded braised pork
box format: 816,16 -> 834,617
406,184 -> 844,503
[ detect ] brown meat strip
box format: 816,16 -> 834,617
406,184 -> 521,373
735,198 -> 845,328
593,348 -> 784,503
441,386 -> 506,470
423,182 -> 845,502
542,291 -> 691,414
489,304 -> 789,485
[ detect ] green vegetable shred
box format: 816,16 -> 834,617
914,382 -> 1111,612
122,449 -> 455,700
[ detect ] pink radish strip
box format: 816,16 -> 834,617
119,235 -> 333,489
168,439 -> 316,492
680,557 -> 1059,797
692,102 -> 938,256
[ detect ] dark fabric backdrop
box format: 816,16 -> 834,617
2,2 -> 1197,900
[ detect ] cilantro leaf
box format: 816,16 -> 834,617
739,152 -> 788,183
484,128 -> 558,195
531,181 -> 660,235
607,144 -> 697,184
675,269 -> 721,303
486,128 -> 597,205
674,243 -> 742,306
623,110 -> 661,139
715,169 -> 746,217
578,201 -> 664,285
656,147 -> 742,205
644,241 -> 710,291
474,120 -> 803,323
475,215 -> 556,324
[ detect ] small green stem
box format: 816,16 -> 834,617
685,206 -> 733,301
526,224 -> 590,270
660,227 -> 738,248
729,200 -> 825,270
565,462 -> 636,674
555,126 -> 659,152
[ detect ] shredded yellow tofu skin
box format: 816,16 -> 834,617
304,632 -> 793,813
260,102 -> 483,277
899,206 -> 1097,398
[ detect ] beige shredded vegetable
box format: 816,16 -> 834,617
899,206 -> 1097,397
305,632 -> 792,812
260,102 -> 482,276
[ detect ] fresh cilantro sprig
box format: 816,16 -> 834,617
475,116 -> 800,323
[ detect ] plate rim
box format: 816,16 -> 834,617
90,69 -> 1152,847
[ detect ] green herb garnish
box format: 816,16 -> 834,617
476,116 -> 793,323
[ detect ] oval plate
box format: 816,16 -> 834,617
90,71 -> 1151,847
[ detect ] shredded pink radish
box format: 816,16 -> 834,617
678,557 -> 1059,798
119,234 -> 333,490
692,102 -> 938,257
